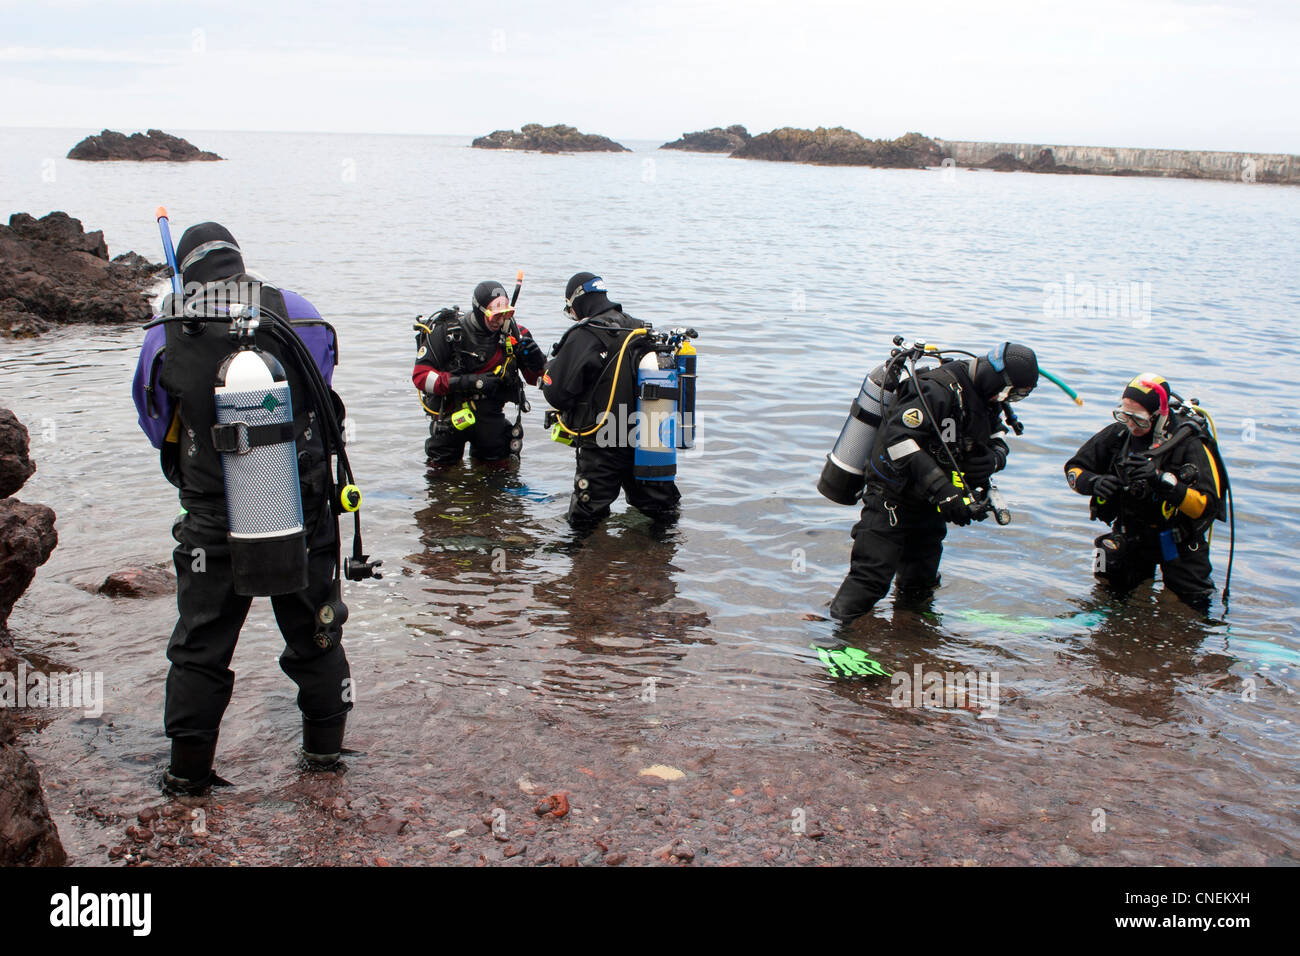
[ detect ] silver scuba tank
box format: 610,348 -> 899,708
213,348 -> 309,596
817,362 -> 902,505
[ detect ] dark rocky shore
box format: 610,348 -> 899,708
732,128 -> 946,168
67,129 -> 223,162
0,408 -> 65,866
471,124 -> 630,153
660,125 -> 751,152
0,212 -> 165,337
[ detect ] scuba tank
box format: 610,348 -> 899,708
212,345 -> 308,595
818,361 -> 903,505
634,349 -> 679,480
633,327 -> 699,480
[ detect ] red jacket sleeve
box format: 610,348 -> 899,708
413,364 -> 451,396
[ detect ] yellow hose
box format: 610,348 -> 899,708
555,328 -> 647,437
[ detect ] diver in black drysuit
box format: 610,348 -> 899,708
412,279 -> 546,469
541,273 -> 681,530
132,222 -> 352,792
829,344 -> 1039,623
1065,374 -> 1222,610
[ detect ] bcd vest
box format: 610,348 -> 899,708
416,307 -> 520,414
558,310 -> 650,443
158,278 -> 331,523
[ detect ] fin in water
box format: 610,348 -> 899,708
811,642 -> 891,679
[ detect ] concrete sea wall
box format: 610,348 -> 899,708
936,140 -> 1300,185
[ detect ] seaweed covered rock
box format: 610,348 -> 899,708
67,128 -> 223,162
0,212 -> 165,337
982,152 -> 1031,172
732,128 -> 947,168
472,124 -> 630,153
661,125 -> 751,152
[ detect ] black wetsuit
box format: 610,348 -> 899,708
541,307 -> 681,528
152,280 -> 351,749
413,309 -> 544,466
830,360 -> 1008,622
1065,416 -> 1221,608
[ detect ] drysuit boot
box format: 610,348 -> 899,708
302,713 -> 347,767
164,736 -> 218,795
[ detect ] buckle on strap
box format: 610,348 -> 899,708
640,382 -> 677,401
211,421 -> 294,454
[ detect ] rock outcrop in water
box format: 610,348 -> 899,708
980,148 -> 1087,174
0,212 -> 166,337
471,124 -> 630,153
731,128 -> 946,167
97,565 -> 175,599
0,408 -> 65,866
0,409 -> 57,644
0,684 -> 67,865
67,128 -> 223,162
660,125 -> 751,152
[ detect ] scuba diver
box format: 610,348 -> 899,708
412,278 -> 546,471
132,217 -> 380,794
1065,374 -> 1230,611
823,340 -> 1040,623
541,272 -> 694,532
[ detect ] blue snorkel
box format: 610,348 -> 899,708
155,206 -> 183,299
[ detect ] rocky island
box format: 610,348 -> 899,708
471,124 -> 630,153
67,129 -> 223,162
731,128 -> 946,168
660,125 -> 751,152
0,212 -> 166,337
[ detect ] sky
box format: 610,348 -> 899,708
2,0 -> 1298,153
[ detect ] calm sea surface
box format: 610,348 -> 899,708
1,127 -> 1297,864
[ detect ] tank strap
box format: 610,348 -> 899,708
635,463 -> 676,479
850,400 -> 881,426
211,421 -> 295,454
640,381 -> 676,401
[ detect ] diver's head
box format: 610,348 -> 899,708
176,222 -> 244,286
471,279 -> 511,333
1113,374 -> 1170,437
564,272 -> 615,320
973,342 -> 1039,404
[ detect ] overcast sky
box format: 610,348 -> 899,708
3,0 -> 1297,152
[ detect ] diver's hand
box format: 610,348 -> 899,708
1092,474 -> 1123,501
934,485 -> 972,526
515,331 -> 545,370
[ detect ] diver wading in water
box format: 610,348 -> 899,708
1065,374 -> 1232,611
412,277 -> 546,471
821,339 -> 1041,623
542,272 -> 696,532
133,213 -> 380,794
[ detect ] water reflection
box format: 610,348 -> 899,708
535,519 -> 712,657
1071,590 -> 1236,721
408,464 -> 550,636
